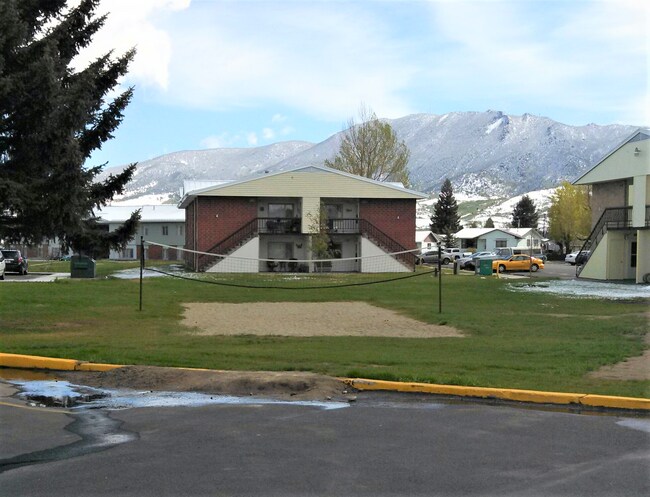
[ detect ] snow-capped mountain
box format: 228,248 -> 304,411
103,110 -> 637,204
416,187 -> 558,230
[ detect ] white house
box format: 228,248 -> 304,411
415,230 -> 441,252
97,205 -> 186,260
508,228 -> 544,251
454,228 -> 521,251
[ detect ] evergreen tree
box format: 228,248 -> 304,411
484,217 -> 495,228
511,195 -> 539,228
430,178 -> 461,246
0,0 -> 140,255
324,105 -> 411,187
548,181 -> 591,254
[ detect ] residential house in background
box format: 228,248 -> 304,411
574,128 -> 650,283
415,230 -> 441,252
179,165 -> 426,273
508,228 -> 544,251
454,228 -> 520,252
97,205 -> 185,260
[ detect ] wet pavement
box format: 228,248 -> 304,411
1,378 -> 649,496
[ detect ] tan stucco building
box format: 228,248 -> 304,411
574,129 -> 650,283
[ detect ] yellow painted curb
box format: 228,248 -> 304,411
342,378 -> 650,411
580,394 -> 650,411
3,353 -> 648,411
0,353 -> 122,372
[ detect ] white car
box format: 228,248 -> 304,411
0,253 -> 5,280
565,251 -> 589,265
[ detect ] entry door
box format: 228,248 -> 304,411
607,237 -> 626,279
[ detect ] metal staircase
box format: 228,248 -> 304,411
194,217 -> 417,272
576,207 -> 632,276
197,219 -> 259,271
358,220 -> 417,270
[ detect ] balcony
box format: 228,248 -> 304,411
258,217 -> 301,234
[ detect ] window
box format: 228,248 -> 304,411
495,239 -> 507,248
162,225 -> 169,236
325,204 -> 342,220
120,248 -> 134,259
177,225 -> 184,236
268,204 -> 294,218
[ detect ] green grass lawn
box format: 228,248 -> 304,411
1,262 -> 648,398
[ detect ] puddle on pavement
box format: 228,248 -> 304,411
0,378 -> 347,474
0,407 -> 137,474
8,379 -> 349,411
616,418 -> 650,433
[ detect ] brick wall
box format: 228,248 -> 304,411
359,199 -> 417,249
188,197 -> 258,253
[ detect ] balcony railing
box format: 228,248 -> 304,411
258,217 -> 301,234
327,218 -> 360,234
195,217 -> 415,271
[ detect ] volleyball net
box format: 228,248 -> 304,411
141,240 -> 439,290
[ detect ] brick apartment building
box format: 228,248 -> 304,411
178,165 -> 426,273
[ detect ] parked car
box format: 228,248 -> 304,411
492,255 -> 544,273
495,247 -> 547,262
0,253 -> 5,280
565,251 -> 590,265
417,250 -> 452,265
457,251 -> 495,270
0,249 -> 28,275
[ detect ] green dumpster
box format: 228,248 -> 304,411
478,257 -> 495,276
70,255 -> 96,278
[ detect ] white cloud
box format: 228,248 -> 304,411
262,128 -> 275,140
200,133 -> 232,149
73,0 -> 191,90
163,2 -> 416,119
246,132 -> 258,146
427,0 -> 649,124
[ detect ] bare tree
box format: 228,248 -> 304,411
325,105 -> 411,187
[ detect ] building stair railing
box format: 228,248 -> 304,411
358,219 -> 417,270
576,206 -> 632,276
197,218 -> 259,271
195,217 -> 418,272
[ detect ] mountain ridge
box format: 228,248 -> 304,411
102,110 -> 638,203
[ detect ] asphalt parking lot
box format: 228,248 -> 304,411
1,382 -> 648,497
440,260 -> 576,279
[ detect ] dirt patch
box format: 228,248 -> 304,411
57,366 -> 354,401
587,333 -> 650,381
181,302 -> 463,338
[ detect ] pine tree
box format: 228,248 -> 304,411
0,0 -> 140,255
324,105 -> 411,187
430,178 -> 461,247
484,217 -> 495,228
511,195 -> 539,228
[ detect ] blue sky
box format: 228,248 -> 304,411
82,0 -> 649,168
